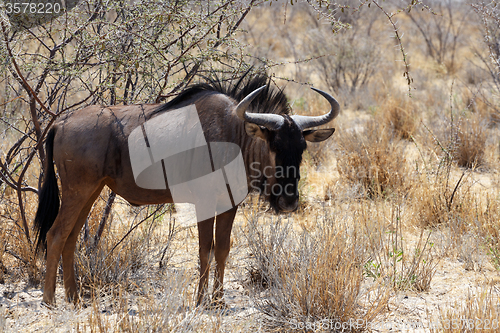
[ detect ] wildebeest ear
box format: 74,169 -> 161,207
303,128 -> 335,142
245,122 -> 270,141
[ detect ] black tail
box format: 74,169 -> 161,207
34,127 -> 60,254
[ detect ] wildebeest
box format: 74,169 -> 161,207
34,73 -> 339,306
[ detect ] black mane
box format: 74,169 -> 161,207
154,73 -> 290,116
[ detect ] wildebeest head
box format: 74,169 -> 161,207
236,85 -> 339,212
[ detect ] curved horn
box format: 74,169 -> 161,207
291,87 -> 340,130
235,85 -> 284,131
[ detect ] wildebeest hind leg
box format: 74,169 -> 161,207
62,184 -> 104,304
43,185 -> 102,305
212,207 -> 237,306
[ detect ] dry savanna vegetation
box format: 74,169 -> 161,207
1,0 -> 500,331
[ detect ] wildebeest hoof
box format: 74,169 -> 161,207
209,298 -> 228,311
41,300 -> 55,309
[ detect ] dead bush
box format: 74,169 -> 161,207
406,0 -> 470,74
307,25 -> 380,106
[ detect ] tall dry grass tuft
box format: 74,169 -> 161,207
452,116 -> 488,169
245,208 -> 389,331
336,119 -> 411,198
411,178 -> 450,228
381,97 -> 419,141
409,168 -> 474,230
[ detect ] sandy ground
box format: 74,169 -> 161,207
383,257 -> 500,331
0,201 -> 499,332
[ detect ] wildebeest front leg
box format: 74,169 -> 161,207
196,216 -> 215,306
212,207 -> 237,306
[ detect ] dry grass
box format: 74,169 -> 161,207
82,273 -> 242,333
432,287 -> 500,333
0,189 -> 42,287
453,116 -> 488,169
381,96 -> 420,141
244,206 -> 389,331
360,202 -> 438,292
76,199 -> 177,298
410,164 -> 474,229
477,195 -> 500,270
336,119 -> 411,198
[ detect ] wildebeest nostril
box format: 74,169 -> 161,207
278,196 -> 298,212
